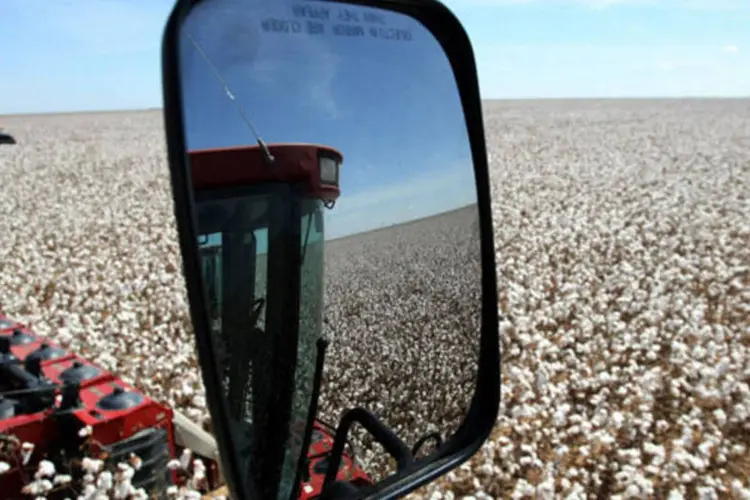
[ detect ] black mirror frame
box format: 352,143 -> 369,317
160,0 -> 500,498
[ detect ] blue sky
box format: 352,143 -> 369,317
1,0 -> 749,117
178,0 -> 476,238
1,0 -> 748,239
445,0 -> 750,98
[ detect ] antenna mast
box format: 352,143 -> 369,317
186,33 -> 275,164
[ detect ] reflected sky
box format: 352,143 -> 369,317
179,0 -> 476,240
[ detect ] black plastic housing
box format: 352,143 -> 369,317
103,427 -> 173,497
160,0 -> 500,498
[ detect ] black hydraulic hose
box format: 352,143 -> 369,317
289,337 -> 329,499
0,385 -> 60,398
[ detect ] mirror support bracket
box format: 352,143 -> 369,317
321,408 -> 414,496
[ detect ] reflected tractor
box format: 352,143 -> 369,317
189,142 -> 372,499
0,143 -> 371,499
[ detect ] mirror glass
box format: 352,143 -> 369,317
177,0 -> 482,497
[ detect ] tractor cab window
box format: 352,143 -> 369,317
195,183 -> 327,499
199,229 -> 267,334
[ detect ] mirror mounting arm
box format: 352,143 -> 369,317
321,408 -> 414,497
290,337 -> 330,499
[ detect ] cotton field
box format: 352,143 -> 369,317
414,99 -> 750,500
0,99 -> 749,499
318,205 -> 483,480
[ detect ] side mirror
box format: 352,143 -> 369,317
160,0 -> 499,499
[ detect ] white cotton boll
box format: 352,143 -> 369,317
193,468 -> 206,483
656,420 -> 670,433
553,406 -> 569,427
35,460 -> 55,479
610,411 -> 625,429
180,448 -> 193,470
21,442 -> 35,465
668,490 -> 685,500
112,480 -> 134,499
82,458 -> 104,474
478,463 -> 493,477
511,479 -> 535,499
536,477 -> 555,500
128,453 -> 143,471
714,357 -> 730,378
81,483 -> 97,497
713,409 -> 727,427
21,480 -> 45,496
644,442 -> 666,465
117,462 -> 135,481
96,470 -> 113,491
564,482 -> 586,500
731,480 -> 750,500
698,441 -> 714,458
56,327 -> 73,344
731,444 -> 747,456
696,486 -> 718,500
53,474 -> 72,485
623,484 -> 642,498
131,488 -> 149,500
38,479 -> 53,493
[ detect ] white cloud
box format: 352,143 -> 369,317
181,0 -> 340,120
723,44 -> 740,53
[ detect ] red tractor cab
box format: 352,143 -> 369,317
190,143 -> 342,206
188,143 -> 370,500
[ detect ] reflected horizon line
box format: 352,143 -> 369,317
325,201 -> 477,243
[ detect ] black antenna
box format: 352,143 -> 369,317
186,33 -> 275,164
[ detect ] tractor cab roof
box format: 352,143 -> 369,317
188,143 -> 341,206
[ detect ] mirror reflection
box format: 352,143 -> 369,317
178,0 -> 482,497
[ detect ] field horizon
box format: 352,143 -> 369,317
2,96 -> 750,119
1,99 -> 748,499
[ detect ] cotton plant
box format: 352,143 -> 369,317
0,99 -> 749,499
400,101 -> 750,498
0,437 -> 209,499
